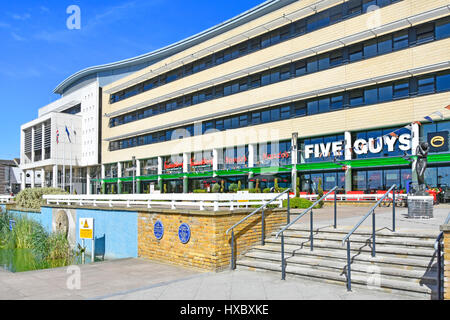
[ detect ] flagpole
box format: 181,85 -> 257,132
63,135 -> 66,191
70,122 -> 73,195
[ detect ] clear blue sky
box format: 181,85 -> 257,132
0,0 -> 263,160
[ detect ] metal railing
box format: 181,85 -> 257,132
300,193 -> 407,202
276,186 -> 339,280
342,184 -> 397,291
436,213 -> 450,300
43,193 -> 285,211
0,196 -> 13,204
226,189 -> 291,270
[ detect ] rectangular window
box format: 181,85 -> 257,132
318,54 -> 330,70
416,23 -> 435,44
250,74 -> 261,88
364,87 -> 378,105
436,17 -> 450,40
295,60 -> 307,76
329,6 -> 343,24
379,84 -> 393,102
330,51 -> 343,67
318,98 -> 330,113
330,95 -> 344,110
418,76 -> 435,94
249,38 -> 260,51
224,84 -> 232,96
364,39 -> 377,58
349,90 -> 364,106
280,106 -> 291,119
293,20 -> 306,35
437,72 -> 450,92
215,52 -> 224,64
347,0 -> 362,17
261,34 -> 271,48
270,30 -> 281,45
349,44 -> 363,62
280,67 -> 291,81
363,0 -> 377,12
307,57 -> 318,73
261,72 -> 271,86
307,100 -> 319,115
239,115 -> 248,127
294,102 -> 307,117
270,69 -> 280,83
270,108 -> 280,121
239,80 -> 248,92
224,118 -> 232,130
261,110 -> 270,123
215,86 -> 224,98
393,30 -> 409,50
279,25 -> 291,40
393,80 -> 409,98
252,112 -> 261,124
378,35 -> 392,54
216,119 -> 224,131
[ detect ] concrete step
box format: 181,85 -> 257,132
275,230 -> 436,248
250,243 -> 437,270
242,250 -> 438,283
278,225 -> 438,240
264,237 -> 435,257
236,259 -> 437,298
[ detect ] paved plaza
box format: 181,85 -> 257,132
0,204 -> 448,300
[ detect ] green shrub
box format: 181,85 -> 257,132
229,183 -> 239,193
212,183 -> 221,193
15,188 -> 68,210
193,189 -> 207,193
283,197 -> 317,209
263,188 -> 271,193
237,181 -> 242,191
318,178 -> 324,209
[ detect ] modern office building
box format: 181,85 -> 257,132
0,159 -> 21,194
100,0 -> 450,195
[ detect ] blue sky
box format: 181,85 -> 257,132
0,0 -> 263,159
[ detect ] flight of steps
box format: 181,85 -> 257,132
236,225 -> 440,299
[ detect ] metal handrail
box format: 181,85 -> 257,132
342,184 -> 397,291
226,188 -> 292,270
276,186 -> 339,281
276,186 -> 339,238
436,213 -> 450,300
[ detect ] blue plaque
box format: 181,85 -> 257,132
154,220 -> 164,240
178,223 -> 191,244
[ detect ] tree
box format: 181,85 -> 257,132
318,178 -> 324,208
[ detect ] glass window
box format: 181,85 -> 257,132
318,54 -> 330,70
363,39 -> 377,59
295,61 -> 307,76
215,119 -> 224,131
280,67 -> 291,81
307,11 -> 330,32
330,95 -> 344,110
349,90 -> 364,106
393,30 -> 409,50
353,171 -> 367,191
347,0 -> 362,17
349,44 -> 363,62
307,100 -> 319,115
250,74 -> 261,88
261,72 -> 271,86
224,84 -> 232,96
363,0 -> 377,12
416,23 -> 435,44
293,20 -> 306,35
307,58 -> 318,73
379,84 -> 393,102
294,102 -> 307,117
239,80 -> 248,92
279,25 -> 291,40
324,172 -> 337,191
318,98 -> 330,113
252,112 -> 261,125
437,72 -> 450,92
378,35 -> 393,54
261,34 -> 271,48
330,50 -> 343,66
270,108 -> 280,121
393,80 -> 409,98
280,106 -> 291,119
249,38 -> 260,51
261,110 -> 270,123
418,76 -> 435,94
270,70 -> 280,83
329,6 -> 343,24
436,17 -> 450,40
224,118 -> 232,130
384,169 -> 400,189
364,87 -> 378,105
239,115 -> 248,127
367,170 -> 383,190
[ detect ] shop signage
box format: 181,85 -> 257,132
304,134 -> 411,159
79,218 -> 94,240
178,223 -> 191,244
262,151 -> 290,161
225,156 -> 247,164
154,220 -> 164,240
164,161 -> 183,173
190,158 -> 213,168
428,131 -> 449,153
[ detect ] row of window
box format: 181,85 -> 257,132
109,0 -> 402,104
109,16 -> 450,128
109,69 -> 450,152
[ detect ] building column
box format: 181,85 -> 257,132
52,165 -> 58,188
86,168 -> 91,195
291,133 -> 298,194
21,170 -> 26,190
183,153 -> 189,194
212,149 -> 219,178
345,166 -> 352,193
136,160 -> 141,194
41,168 -> 45,188
158,157 -> 163,192
344,131 -> 353,193
117,162 -> 123,194
411,122 -> 420,184
31,170 -> 35,189
248,144 -> 256,190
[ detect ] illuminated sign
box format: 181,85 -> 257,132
428,131 -> 449,153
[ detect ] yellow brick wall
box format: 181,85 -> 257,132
138,209 -> 286,271
444,230 -> 450,300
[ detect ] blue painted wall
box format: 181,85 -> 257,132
75,209 -> 138,260
7,207 -> 53,233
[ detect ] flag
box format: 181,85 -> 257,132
431,111 -> 444,120
56,130 -> 59,144
424,116 -> 434,123
65,126 -> 71,143
413,121 -> 422,126
445,105 -> 450,110
389,132 -> 398,138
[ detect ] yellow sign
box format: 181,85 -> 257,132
79,218 -> 94,240
431,136 -> 445,148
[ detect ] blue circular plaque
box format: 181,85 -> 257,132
154,220 -> 164,240
178,223 -> 191,244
